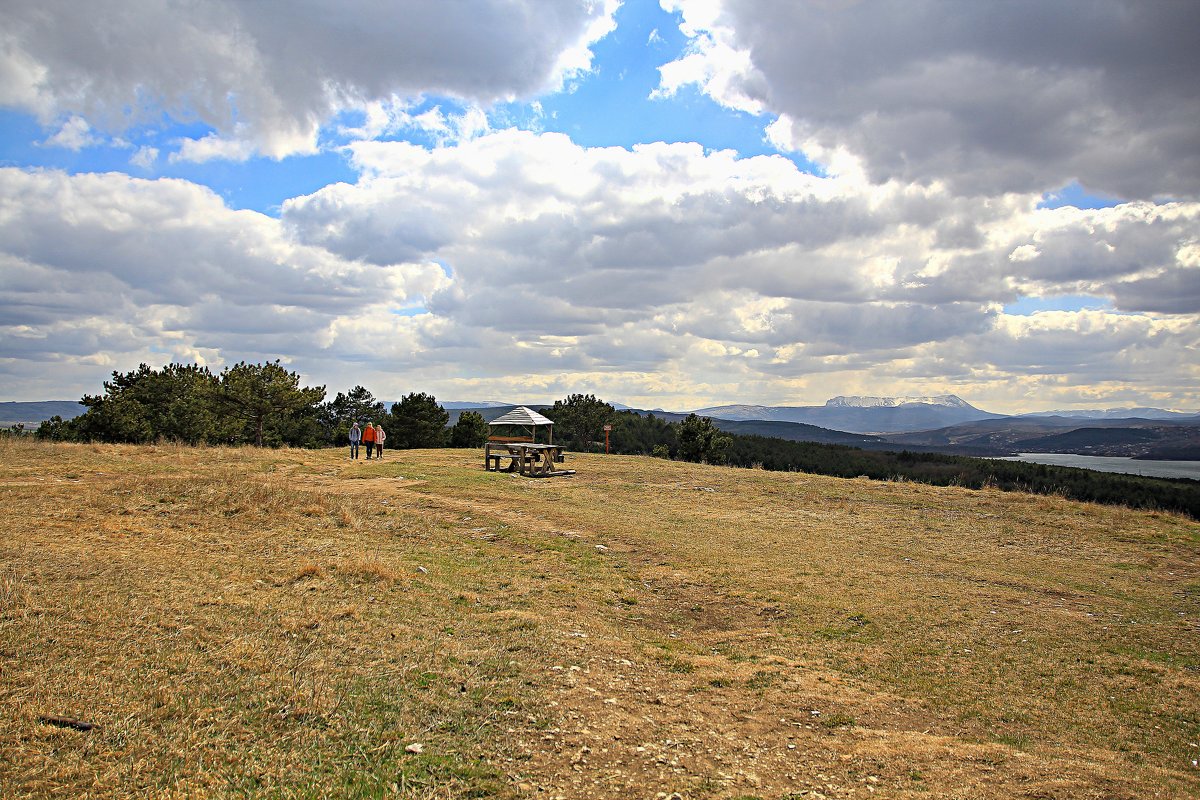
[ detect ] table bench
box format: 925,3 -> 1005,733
484,442 -> 573,477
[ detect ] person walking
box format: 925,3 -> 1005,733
374,424 -> 386,459
349,422 -> 361,459
362,422 -> 377,459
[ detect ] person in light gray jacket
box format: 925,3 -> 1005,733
349,422 -> 361,459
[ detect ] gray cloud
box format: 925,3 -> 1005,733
1,0 -> 614,156
0,169 -> 434,317
968,312 -> 1197,384
1113,270 -> 1200,315
677,296 -> 996,355
0,167 -> 446,394
669,0 -> 1200,198
3,131 -> 1198,411
276,133 -> 1200,408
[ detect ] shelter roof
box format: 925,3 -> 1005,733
488,406 -> 554,427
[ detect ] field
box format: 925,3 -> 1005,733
1,438 -> 1198,798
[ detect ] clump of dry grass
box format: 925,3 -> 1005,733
339,556 -> 401,583
331,603 -> 361,620
290,561 -> 325,581
0,566 -> 30,613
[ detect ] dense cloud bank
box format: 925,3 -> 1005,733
0,168 -> 447,396
3,132 -> 1196,407
0,1 -> 1196,411
661,0 -> 1200,199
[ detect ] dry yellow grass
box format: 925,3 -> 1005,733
1,438 -> 1197,799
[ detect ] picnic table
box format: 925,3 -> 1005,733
484,442 -> 574,477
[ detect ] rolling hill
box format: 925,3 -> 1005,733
886,417 -> 1200,459
1020,407 -> 1200,421
694,395 -> 1004,434
0,400 -> 84,427
2,441 -> 1196,797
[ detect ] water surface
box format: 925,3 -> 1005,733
996,453 -> 1200,481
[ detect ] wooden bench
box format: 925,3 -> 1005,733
485,437 -> 565,461
485,436 -> 534,471
484,440 -> 571,475
485,449 -> 518,471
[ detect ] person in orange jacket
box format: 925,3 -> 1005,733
362,422 -> 377,459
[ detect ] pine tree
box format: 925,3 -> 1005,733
213,361 -> 325,447
449,411 -> 489,447
389,393 -> 449,449
545,393 -> 614,450
320,385 -> 387,444
677,414 -> 731,464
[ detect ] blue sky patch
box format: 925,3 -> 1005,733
1003,294 -> 1115,315
1038,181 -> 1123,210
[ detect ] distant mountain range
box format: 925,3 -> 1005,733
690,397 -> 1200,459
0,401 -> 85,427
438,400 -> 511,410
693,395 -> 1005,434
1019,407 -> 1200,421
8,396 -> 1200,460
885,416 -> 1200,460
824,394 -> 975,408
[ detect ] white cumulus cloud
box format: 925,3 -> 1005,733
0,168 -> 449,397
274,131 -> 1200,409
2,0 -> 619,159
42,116 -> 99,150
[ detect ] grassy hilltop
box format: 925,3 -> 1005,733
1,439 -> 1198,799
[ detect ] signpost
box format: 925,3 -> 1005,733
603,424 -> 612,454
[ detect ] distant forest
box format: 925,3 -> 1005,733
17,364 -> 1199,520
604,409 -> 1200,520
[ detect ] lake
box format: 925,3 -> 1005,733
996,453 -> 1200,481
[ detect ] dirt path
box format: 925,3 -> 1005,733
310,470 -> 1157,799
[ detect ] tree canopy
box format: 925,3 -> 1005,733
449,410 -> 489,448
320,385 -> 387,445
39,363 -> 226,445
38,361 -> 327,447
388,392 -> 449,449
212,361 -> 326,447
677,413 -> 733,465
545,393 -> 614,451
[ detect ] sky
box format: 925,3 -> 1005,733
1,0 -> 1198,414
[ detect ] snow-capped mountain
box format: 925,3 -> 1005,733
825,395 -> 974,409
439,400 -> 512,409
1019,407 -> 1200,421
693,395 -> 1001,434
